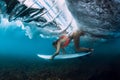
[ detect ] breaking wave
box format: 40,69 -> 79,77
0,0 -> 120,41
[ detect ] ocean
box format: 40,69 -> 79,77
0,20 -> 120,80
0,0 -> 120,80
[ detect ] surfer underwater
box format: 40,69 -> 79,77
51,30 -> 94,60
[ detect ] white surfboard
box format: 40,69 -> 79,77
37,52 -> 91,60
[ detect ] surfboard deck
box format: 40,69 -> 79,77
37,52 -> 91,60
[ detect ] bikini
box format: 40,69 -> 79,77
60,35 -> 71,48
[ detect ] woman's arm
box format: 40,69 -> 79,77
51,41 -> 61,59
55,41 -> 61,54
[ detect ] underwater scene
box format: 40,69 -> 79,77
0,0 -> 120,80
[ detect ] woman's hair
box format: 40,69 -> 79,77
52,39 -> 59,46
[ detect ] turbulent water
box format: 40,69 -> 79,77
1,0 -> 120,38
0,0 -> 120,80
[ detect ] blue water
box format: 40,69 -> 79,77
0,18 -> 120,80
1,24 -> 120,56
0,23 -> 55,58
0,27 -> 120,80
0,0 -> 120,79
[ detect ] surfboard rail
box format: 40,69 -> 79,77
37,52 -> 91,60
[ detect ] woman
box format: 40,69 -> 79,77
51,30 -> 93,60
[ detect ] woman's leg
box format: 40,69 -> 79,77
73,32 -> 91,52
61,48 -> 66,54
